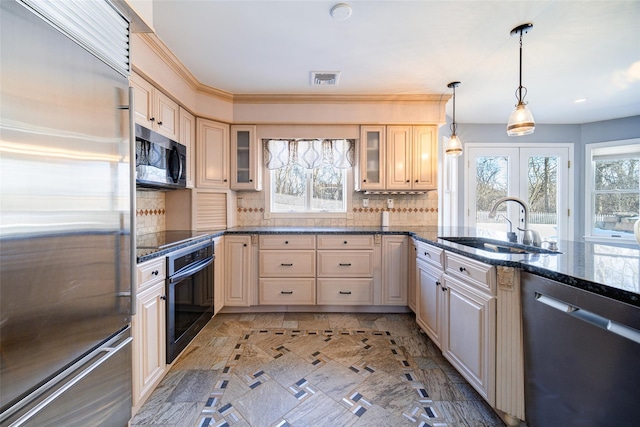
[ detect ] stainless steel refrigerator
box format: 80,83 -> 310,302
1,1 -> 134,425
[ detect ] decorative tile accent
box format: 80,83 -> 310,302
341,390 -> 372,417
287,378 -> 317,402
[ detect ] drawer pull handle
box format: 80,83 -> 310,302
151,270 -> 159,276
441,286 -> 448,292
459,267 -> 467,273
435,281 -> 441,286
339,263 -> 352,266
425,252 -> 430,257
281,263 -> 293,266
339,291 -> 352,295
281,291 -> 293,295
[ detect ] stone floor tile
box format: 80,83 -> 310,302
232,379 -> 299,426
283,391 -> 357,427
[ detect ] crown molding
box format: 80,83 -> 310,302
233,93 -> 450,104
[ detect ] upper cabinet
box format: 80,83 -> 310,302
356,125 -> 437,192
179,107 -> 196,188
230,125 -> 261,191
356,126 -> 386,191
196,118 -> 229,189
130,72 -> 179,141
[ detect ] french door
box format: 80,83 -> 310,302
465,144 -> 573,242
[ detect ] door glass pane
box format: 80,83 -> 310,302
527,156 -> 559,241
366,131 -> 381,184
475,156 -> 509,231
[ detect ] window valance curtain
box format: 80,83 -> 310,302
263,139 -> 355,170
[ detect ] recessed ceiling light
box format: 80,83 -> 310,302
574,98 -> 588,103
330,3 -> 352,21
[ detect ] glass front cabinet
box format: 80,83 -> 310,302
356,125 -> 386,191
230,125 -> 261,191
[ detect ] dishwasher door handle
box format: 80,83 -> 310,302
535,292 -> 640,345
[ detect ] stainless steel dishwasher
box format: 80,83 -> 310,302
521,272 -> 640,427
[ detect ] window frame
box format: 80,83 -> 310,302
264,164 -> 353,220
584,138 -> 640,243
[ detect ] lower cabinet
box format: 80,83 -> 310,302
224,235 -> 252,306
132,257 -> 167,410
213,236 -> 224,314
382,235 -> 408,305
442,267 -> 496,406
416,258 -> 444,348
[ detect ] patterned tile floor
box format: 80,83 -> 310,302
130,312 -> 506,427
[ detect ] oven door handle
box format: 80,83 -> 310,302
169,256 -> 214,284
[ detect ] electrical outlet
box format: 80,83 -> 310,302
362,198 -> 369,208
387,198 -> 394,209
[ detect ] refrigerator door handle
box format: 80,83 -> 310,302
8,336 -> 133,427
128,85 -> 137,315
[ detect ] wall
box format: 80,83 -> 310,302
451,116 -> 640,241
135,190 -> 165,235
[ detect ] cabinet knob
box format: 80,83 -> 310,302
425,252 -> 430,257
343,241 -> 348,244
243,243 -> 247,247
441,286 -> 447,292
224,179 -> 228,182
415,179 -> 418,183
157,121 -> 163,125
285,241 -> 289,244
363,179 -> 367,182
150,117 -> 155,122
152,270 -> 159,275
435,281 -> 441,286
459,267 -> 467,273
406,180 -> 410,183
249,179 -> 253,182
160,295 -> 166,300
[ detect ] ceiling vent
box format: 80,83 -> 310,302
310,71 -> 340,86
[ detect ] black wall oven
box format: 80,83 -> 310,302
166,240 -> 214,363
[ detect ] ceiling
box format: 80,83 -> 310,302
151,1 -> 640,125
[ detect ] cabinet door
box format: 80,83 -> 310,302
224,235 -> 251,306
230,125 -> 261,191
179,108 -> 196,188
442,275 -> 496,405
416,258 -> 442,348
382,235 -> 408,305
132,284 -> 166,407
130,73 -> 154,130
154,90 -> 179,140
213,236 -> 224,314
357,126 -> 386,191
386,126 -> 412,190
412,126 -> 437,190
197,118 -> 229,189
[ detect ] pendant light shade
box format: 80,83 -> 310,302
507,23 -> 535,136
446,81 -> 463,157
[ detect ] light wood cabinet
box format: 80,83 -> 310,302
130,72 -> 179,140
441,253 -> 496,406
224,235 -> 252,306
196,118 -> 229,189
132,258 -> 167,410
355,126 -> 386,191
408,239 -> 417,312
179,108 -> 196,188
230,125 -> 261,191
416,257 -> 444,348
355,125 -> 437,192
258,235 -> 316,305
213,236 -> 224,315
381,235 -> 408,305
386,125 -> 437,191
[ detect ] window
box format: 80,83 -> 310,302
585,139 -> 640,242
270,164 -> 347,213
465,144 -> 572,242
263,139 -> 354,216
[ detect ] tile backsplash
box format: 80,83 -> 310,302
136,190 -> 165,235
236,190 -> 438,227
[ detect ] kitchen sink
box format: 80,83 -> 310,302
438,236 -> 562,255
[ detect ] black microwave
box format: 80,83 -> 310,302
135,124 -> 187,189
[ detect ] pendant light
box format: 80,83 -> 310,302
507,23 -> 535,136
446,81 -> 463,156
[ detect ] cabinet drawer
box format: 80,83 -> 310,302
445,252 -> 496,295
137,258 -> 166,291
415,240 -> 444,270
317,279 -> 374,305
259,250 -> 315,277
259,279 -> 316,305
259,234 -> 316,250
316,234 -> 374,250
317,251 -> 374,277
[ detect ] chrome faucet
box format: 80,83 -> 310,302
488,196 -> 541,246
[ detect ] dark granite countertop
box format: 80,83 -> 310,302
138,226 -> 640,308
